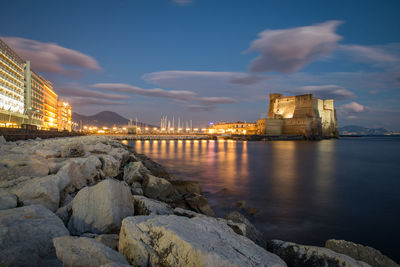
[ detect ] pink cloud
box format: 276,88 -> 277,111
1,37 -> 101,77
246,21 -> 343,73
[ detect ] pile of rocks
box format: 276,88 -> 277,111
0,136 -> 398,267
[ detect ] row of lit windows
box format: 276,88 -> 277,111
0,84 -> 23,102
0,59 -> 24,81
0,49 -> 24,73
0,71 -> 24,94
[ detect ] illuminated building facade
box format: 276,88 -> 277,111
0,38 -> 73,130
24,61 -> 45,127
0,39 -> 25,127
266,93 -> 338,138
209,121 -> 257,135
257,118 -> 266,135
43,80 -> 58,130
57,99 -> 72,131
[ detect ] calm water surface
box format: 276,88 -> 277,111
128,137 -> 400,260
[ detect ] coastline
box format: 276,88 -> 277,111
0,136 -> 397,267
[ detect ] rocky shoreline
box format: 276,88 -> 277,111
0,136 -> 398,267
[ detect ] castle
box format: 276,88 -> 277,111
266,93 -> 338,138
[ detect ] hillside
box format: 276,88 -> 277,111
339,125 -> 392,135
72,111 -> 154,127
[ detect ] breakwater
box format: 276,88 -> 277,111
0,136 -> 397,267
0,127 -> 84,141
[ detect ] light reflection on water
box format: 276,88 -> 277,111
129,138 -> 400,261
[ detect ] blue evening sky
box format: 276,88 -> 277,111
1,0 -> 400,129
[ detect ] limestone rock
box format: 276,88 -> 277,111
61,156 -> 102,194
53,236 -> 129,267
267,240 -> 371,267
226,211 -> 266,248
170,180 -> 201,195
99,154 -> 120,177
325,239 -> 399,267
36,149 -> 61,158
95,234 -> 119,250
0,135 -> 6,145
10,168 -> 71,212
86,142 -> 112,154
133,195 -> 173,216
80,155 -> 102,183
56,202 -> 72,225
123,161 -> 150,185
184,192 -> 215,217
61,143 -> 85,158
0,153 -> 49,181
59,161 -> 86,194
0,205 -> 69,267
0,189 -> 17,210
142,174 -> 174,200
68,179 -> 134,235
109,147 -> 130,166
119,215 -> 286,267
136,154 -> 170,178
131,181 -> 143,195
226,220 -> 247,236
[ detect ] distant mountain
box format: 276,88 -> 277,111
72,111 -> 154,127
339,125 -> 392,135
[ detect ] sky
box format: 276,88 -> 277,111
1,0 -> 400,129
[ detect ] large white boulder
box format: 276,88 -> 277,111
68,179 -> 134,235
63,156 -> 102,193
267,240 -> 371,267
53,236 -> 129,267
10,166 -> 71,212
119,215 -> 287,267
0,153 -> 49,181
142,174 -> 174,200
99,154 -> 120,177
0,205 -> 69,267
109,147 -> 130,166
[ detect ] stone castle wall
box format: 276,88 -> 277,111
266,93 -> 338,138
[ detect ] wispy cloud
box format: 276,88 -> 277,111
92,83 -> 197,100
198,96 -> 237,104
246,21 -> 343,74
289,85 -> 356,100
339,44 -> 400,65
91,82 -> 237,111
171,0 -> 194,5
66,97 -> 128,106
143,70 -> 268,86
1,37 -> 101,77
57,86 -> 131,100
